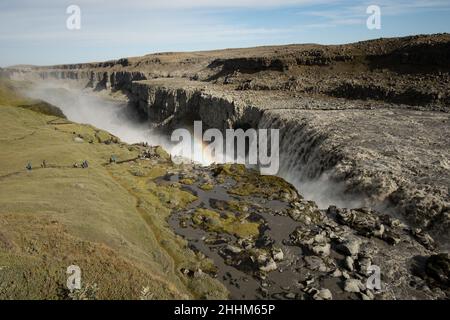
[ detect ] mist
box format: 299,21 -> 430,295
23,81 -> 232,166
24,82 -> 195,164
279,169 -> 366,210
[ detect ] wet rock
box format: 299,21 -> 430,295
298,277 -> 313,289
356,255 -> 372,275
411,228 -> 436,251
425,253 -> 450,288
257,254 -> 268,265
259,287 -> 269,297
364,289 -> 375,300
382,230 -> 401,246
271,293 -> 285,300
331,268 -> 343,278
334,207 -> 379,236
313,288 -> 333,300
344,279 -> 365,293
339,239 -> 361,256
272,248 -> 284,262
204,236 -> 229,245
284,292 -> 296,299
289,201 -> 323,224
313,243 -> 331,257
225,244 -> 242,254
238,238 -> 254,250
290,227 -> 331,257
360,292 -> 373,300
342,271 -> 351,279
373,224 -> 385,238
345,256 -> 354,272
332,207 -> 405,246
304,255 -> 330,272
259,258 -> 278,273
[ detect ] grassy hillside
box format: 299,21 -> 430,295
0,79 -> 227,299
0,79 -> 31,106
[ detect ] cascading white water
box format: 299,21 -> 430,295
259,113 -> 366,209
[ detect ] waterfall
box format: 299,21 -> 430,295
258,111 -> 366,209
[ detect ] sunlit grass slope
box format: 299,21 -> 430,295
0,80 -> 227,299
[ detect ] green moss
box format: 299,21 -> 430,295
199,183 -> 214,191
212,163 -> 298,201
212,163 -> 246,178
180,178 -> 195,185
192,208 -> 259,239
228,183 -> 258,196
226,200 -> 250,214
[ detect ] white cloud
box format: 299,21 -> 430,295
1,0 -> 335,10
1,0 -> 448,66
300,0 -> 450,28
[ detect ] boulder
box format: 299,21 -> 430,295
259,259 -> 278,273
425,253 -> 450,288
312,243 -> 331,257
272,248 -> 284,261
344,279 -> 365,293
314,288 -> 333,300
339,239 -> 361,256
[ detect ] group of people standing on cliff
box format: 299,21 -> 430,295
25,159 -> 89,170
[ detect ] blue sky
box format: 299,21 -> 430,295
1,0 -> 449,67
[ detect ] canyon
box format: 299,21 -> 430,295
10,33 -> 449,243
1,33 -> 449,299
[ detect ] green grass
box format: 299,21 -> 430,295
0,80 -> 228,299
0,79 -> 33,106
18,101 -> 66,118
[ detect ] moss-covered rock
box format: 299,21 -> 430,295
18,101 -> 66,118
199,183 -> 214,191
212,163 -> 299,201
192,208 -> 260,239
180,178 -> 195,185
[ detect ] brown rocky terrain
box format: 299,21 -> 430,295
12,33 -> 449,111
